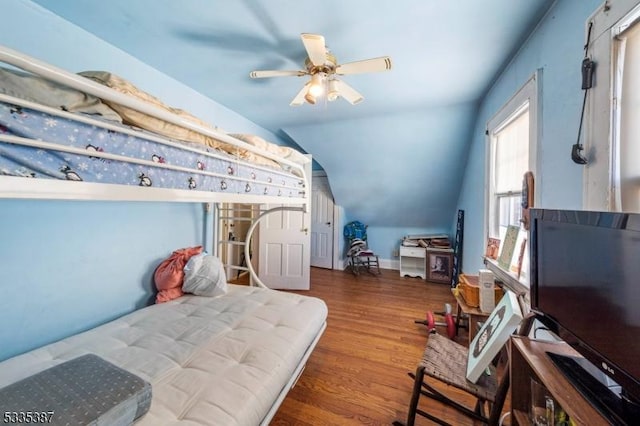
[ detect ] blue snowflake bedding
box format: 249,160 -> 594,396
0,101 -> 305,198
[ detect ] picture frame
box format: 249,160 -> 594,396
498,225 -> 519,269
466,291 -> 523,382
485,237 -> 500,260
514,237 -> 527,278
427,248 -> 454,284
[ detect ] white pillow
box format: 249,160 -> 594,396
182,254 -> 228,297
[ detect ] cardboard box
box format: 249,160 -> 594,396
457,274 -> 503,308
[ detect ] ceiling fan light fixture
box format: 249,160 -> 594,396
304,92 -> 317,105
307,72 -> 326,97
308,83 -> 323,97
327,79 -> 340,101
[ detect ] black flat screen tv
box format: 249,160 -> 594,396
530,208 -> 640,424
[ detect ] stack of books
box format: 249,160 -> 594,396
402,234 -> 451,248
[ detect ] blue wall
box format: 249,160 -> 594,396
0,1 -> 282,361
285,103 -> 477,259
0,200 -> 204,360
456,0 -> 603,275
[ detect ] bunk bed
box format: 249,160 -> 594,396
0,45 -> 327,425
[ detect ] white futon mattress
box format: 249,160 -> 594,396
0,285 -> 328,425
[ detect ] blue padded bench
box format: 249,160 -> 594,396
0,354 -> 151,425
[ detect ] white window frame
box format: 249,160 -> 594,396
612,5 -> 640,211
485,72 -> 540,285
485,73 -> 540,238
583,0 -> 640,210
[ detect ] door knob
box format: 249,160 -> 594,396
326,222 -> 331,225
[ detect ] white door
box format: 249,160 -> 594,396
311,177 -> 334,269
258,204 -> 310,289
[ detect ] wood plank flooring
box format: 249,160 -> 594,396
267,267 -> 506,425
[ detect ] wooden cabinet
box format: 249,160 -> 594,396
399,246 -> 426,279
510,336 -> 610,425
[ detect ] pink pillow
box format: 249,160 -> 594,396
154,246 -> 203,303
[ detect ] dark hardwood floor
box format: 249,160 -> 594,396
266,267 -> 505,425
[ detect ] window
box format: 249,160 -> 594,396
612,7 -> 640,211
582,0 -> 640,211
486,74 -> 538,283
489,105 -> 529,239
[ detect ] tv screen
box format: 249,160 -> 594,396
530,208 -> 640,421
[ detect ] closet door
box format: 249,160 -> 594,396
310,175 -> 334,269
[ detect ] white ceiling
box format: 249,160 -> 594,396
30,0 -> 555,230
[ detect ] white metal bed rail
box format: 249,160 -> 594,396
0,134 -> 304,194
0,93 -> 304,182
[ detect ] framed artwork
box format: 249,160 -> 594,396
498,225 -> 519,269
466,291 -> 524,383
521,171 -> 535,230
514,237 -> 527,278
427,249 -> 454,284
485,237 -> 500,260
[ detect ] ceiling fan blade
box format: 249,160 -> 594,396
335,56 -> 392,75
301,33 -> 327,67
334,80 -> 364,105
250,70 -> 306,79
290,82 -> 311,106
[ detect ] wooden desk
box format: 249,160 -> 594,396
510,336 -> 611,425
452,289 -> 490,344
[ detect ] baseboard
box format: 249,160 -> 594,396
380,258 -> 399,270
335,258 -> 399,271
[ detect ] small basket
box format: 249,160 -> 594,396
457,274 -> 503,308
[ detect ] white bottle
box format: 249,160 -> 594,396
478,269 -> 495,313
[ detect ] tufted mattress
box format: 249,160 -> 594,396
0,285 -> 328,426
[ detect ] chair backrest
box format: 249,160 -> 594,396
343,221 -> 368,242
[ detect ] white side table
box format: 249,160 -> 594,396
399,246 -> 426,279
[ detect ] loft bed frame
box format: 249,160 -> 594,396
0,44 -> 311,288
0,45 -> 322,426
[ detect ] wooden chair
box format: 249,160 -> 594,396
394,308 -> 534,426
347,252 -> 381,275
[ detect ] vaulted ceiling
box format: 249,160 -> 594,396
31,0 -> 554,230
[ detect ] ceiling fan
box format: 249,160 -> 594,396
249,33 -> 392,106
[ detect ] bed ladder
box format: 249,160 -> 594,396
216,203 -> 257,280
